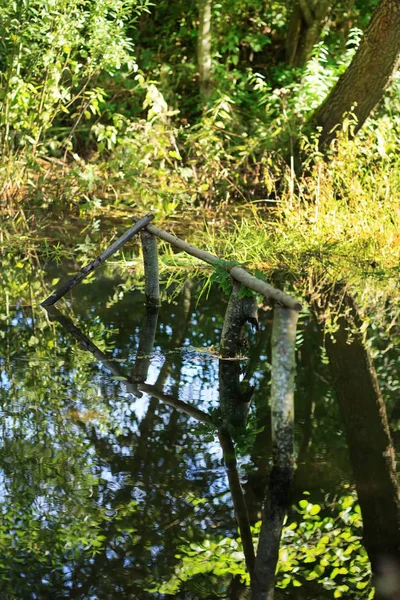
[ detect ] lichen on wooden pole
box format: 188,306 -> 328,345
270,305 -> 297,469
141,229 -> 160,308
252,305 -> 298,600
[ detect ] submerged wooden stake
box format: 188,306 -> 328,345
218,428 -> 255,575
270,305 -> 297,467
252,305 -> 298,599
141,230 -> 160,308
219,279 -> 258,429
41,212 -> 154,306
132,305 -> 159,385
138,220 -> 302,311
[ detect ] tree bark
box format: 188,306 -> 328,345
310,0 -> 400,149
198,0 -> 212,97
141,230 -> 160,309
286,0 -> 333,67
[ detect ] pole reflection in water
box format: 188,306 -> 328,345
44,291 -> 299,599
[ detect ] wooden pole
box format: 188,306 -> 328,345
270,306 -> 297,469
41,213 -> 154,306
218,427 -> 255,575
132,306 -> 159,385
141,230 -> 160,308
139,221 -> 302,311
252,305 -> 298,600
219,279 -> 258,429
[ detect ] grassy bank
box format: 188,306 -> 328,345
1,102 -> 399,317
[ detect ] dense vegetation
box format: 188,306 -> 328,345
1,0 -> 399,282
0,2 -> 399,598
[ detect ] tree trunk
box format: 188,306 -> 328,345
312,288 -> 400,599
197,0 -> 212,97
310,0 -> 400,149
286,0 -> 333,67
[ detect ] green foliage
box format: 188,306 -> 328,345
209,260 -> 240,296
210,265 -> 233,296
155,492 -> 373,598
187,110 -> 400,295
0,0 -> 395,212
275,493 -> 373,597
150,537 -> 248,595
0,0 -> 398,243
0,0 -> 149,154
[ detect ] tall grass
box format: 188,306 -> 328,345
191,124 -> 400,293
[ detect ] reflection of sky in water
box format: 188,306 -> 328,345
3,285 -> 394,597
0,369 -> 11,389
0,313 -> 230,516
0,295 -> 272,557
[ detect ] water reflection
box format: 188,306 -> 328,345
0,276 -> 399,599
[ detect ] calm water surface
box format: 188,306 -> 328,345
0,273 -> 398,599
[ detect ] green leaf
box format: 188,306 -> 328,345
309,504 -> 321,515
28,335 -> 39,346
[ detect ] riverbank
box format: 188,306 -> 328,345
1,122 -> 399,316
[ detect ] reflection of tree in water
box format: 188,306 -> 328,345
59,281 -> 233,599
0,281 -> 231,598
45,276 -> 298,599
0,269 -> 399,598
311,286 -> 400,600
